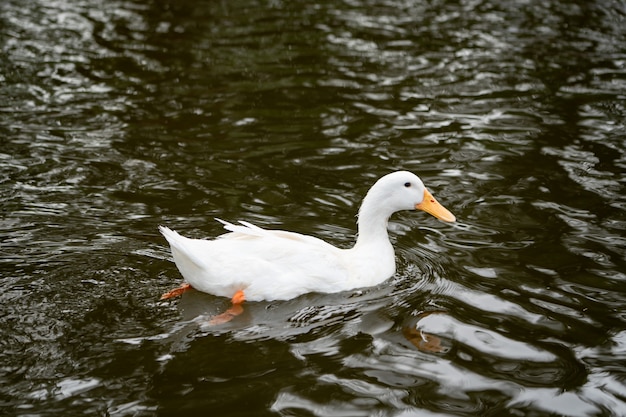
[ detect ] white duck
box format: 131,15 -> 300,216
159,171 -> 455,322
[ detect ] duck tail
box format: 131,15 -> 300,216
158,225 -> 180,244
158,225 -> 207,280
159,226 -> 194,256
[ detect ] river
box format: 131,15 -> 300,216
1,0 -> 625,415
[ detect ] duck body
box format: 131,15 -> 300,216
159,221 -> 394,301
160,171 -> 455,302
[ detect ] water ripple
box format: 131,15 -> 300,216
2,0 -> 626,415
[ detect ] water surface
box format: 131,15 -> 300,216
1,0 -> 626,415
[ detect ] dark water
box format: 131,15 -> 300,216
1,0 -> 626,415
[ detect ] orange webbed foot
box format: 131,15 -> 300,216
160,283 -> 192,300
208,290 -> 246,326
231,289 -> 246,305
402,311 -> 449,354
403,327 -> 446,353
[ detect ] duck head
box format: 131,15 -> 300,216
362,171 -> 456,223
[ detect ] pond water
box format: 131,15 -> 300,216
1,0 -> 626,415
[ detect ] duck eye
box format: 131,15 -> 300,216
404,182 -> 411,188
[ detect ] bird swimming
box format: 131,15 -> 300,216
159,171 -> 455,323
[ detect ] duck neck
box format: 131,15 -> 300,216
353,198 -> 392,249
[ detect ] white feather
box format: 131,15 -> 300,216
159,171 -> 455,302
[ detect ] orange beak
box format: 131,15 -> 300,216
415,189 -> 456,222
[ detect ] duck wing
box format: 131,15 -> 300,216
160,221 -> 352,301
